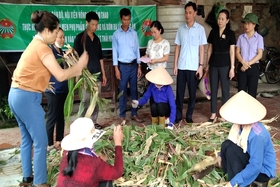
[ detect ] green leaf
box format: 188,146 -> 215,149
0,160 -> 7,165
123,126 -> 131,152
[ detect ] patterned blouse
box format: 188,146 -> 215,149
146,38 -> 170,70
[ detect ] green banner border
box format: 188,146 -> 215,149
0,3 -> 156,52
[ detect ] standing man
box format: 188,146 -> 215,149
112,8 -> 144,123
74,11 -> 107,126
173,2 -> 207,123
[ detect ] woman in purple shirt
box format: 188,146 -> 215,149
236,13 -> 264,98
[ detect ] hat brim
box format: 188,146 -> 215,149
145,66 -> 173,85
61,129 -> 106,151
219,91 -> 266,124
241,18 -> 259,25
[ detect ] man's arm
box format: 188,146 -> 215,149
197,45 -> 205,79
112,31 -> 121,80
173,45 -> 180,76
73,34 -> 83,56
100,59 -> 107,86
112,32 -> 118,66
135,31 -> 142,78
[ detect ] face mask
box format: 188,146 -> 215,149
55,41 -> 62,48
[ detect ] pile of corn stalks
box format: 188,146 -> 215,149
62,44 -> 108,124
46,116 -> 280,187
98,122 -> 229,187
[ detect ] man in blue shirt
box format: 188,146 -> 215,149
219,91 -> 276,187
173,2 -> 207,123
112,8 -> 143,123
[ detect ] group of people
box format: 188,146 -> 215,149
119,2 -> 265,128
7,1 -> 276,187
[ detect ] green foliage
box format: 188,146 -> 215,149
94,124 -> 229,186
64,71 -> 109,125
0,96 -> 14,122
46,122 -> 279,186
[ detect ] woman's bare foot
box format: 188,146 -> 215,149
218,117 -> 226,122
215,156 -> 222,168
54,141 -> 61,150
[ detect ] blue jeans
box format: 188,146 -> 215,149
118,63 -> 138,117
8,87 -> 48,185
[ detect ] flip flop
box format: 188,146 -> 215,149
94,123 -> 103,130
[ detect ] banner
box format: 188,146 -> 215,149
0,3 -> 156,52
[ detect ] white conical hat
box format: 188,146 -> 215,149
61,117 -> 106,151
145,66 -> 173,85
219,90 -> 266,124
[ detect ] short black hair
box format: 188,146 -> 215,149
120,8 -> 131,18
185,1 -> 197,11
86,11 -> 99,22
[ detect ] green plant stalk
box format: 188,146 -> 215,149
62,45 -> 108,124
46,120 -> 280,186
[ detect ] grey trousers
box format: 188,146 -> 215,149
81,82 -> 101,123
209,66 -> 230,113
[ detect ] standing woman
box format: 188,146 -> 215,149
205,9 -> 236,122
236,13 -> 264,98
45,28 -> 68,151
144,20 -> 170,70
8,10 -> 88,187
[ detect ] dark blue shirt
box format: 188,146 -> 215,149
45,45 -> 68,94
138,83 -> 176,124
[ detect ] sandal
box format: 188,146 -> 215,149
94,123 -> 103,130
54,141 -> 61,150
19,175 -> 33,187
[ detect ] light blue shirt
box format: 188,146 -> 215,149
175,22 -> 207,71
112,27 -> 140,66
230,122 -> 276,187
236,32 -> 264,64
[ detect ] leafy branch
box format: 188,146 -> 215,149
62,44 -> 108,124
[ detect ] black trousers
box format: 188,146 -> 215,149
237,63 -> 259,98
209,66 -> 230,113
45,92 -> 67,146
150,102 -> 170,117
176,69 -> 197,120
221,140 -> 270,183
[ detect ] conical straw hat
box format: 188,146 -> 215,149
61,117 -> 106,151
219,90 -> 266,124
145,66 -> 173,85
